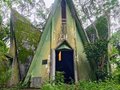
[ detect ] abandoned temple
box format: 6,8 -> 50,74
9,0 -> 109,88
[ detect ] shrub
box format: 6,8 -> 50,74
41,80 -> 120,90
84,39 -> 108,80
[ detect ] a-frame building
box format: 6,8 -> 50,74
24,0 -> 94,87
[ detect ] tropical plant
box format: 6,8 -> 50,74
41,80 -> 120,90
0,41 -> 10,87
109,31 -> 120,83
84,39 -> 108,80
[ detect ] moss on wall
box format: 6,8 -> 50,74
12,10 -> 41,63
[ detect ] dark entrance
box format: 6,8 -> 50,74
55,49 -> 75,83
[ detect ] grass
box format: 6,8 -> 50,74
41,80 -> 120,90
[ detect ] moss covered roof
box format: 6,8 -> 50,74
11,9 -> 41,63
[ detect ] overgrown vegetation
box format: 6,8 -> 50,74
40,31 -> 120,90
109,30 -> 120,84
0,0 -> 120,89
0,15 -> 11,87
84,39 -> 108,80
41,80 -> 120,90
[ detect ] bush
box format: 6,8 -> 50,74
55,71 -> 64,84
41,80 -> 120,90
0,53 -> 11,87
84,39 -> 108,80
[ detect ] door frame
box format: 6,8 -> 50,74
50,40 -> 78,83
55,49 -> 74,83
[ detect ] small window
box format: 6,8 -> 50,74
42,59 -> 48,65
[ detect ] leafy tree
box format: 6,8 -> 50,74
74,0 -> 119,81
84,39 -> 108,80
74,0 -> 119,40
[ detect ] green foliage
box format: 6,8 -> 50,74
0,44 -> 10,87
110,30 -> 120,54
0,67 -> 11,87
85,40 -> 108,60
86,16 -> 108,42
0,47 -> 10,87
0,14 -> 10,87
2,80 -> 120,90
109,30 -> 120,82
110,45 -> 119,58
2,0 -> 11,7
12,10 -> 41,63
0,40 -> 9,73
95,17 -> 108,39
0,40 -> 8,53
110,30 -> 120,45
18,47 -> 33,63
41,80 -> 120,90
78,80 -> 120,90
41,83 -> 76,90
113,66 -> 120,83
0,15 -> 2,24
84,39 -> 108,80
0,24 -> 9,41
105,0 -> 118,10
55,71 -> 64,84
110,47 -> 120,83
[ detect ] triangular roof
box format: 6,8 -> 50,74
23,0 -> 92,85
43,0 -> 88,44
10,9 -> 41,82
10,9 -> 41,63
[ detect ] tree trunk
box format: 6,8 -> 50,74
81,6 -> 100,40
